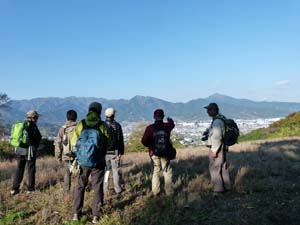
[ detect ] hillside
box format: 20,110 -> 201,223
240,112 -> 300,142
0,138 -> 300,224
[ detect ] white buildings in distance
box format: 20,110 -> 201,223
121,117 -> 281,146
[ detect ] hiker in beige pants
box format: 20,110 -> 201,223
142,109 -> 175,196
151,155 -> 173,195
204,103 -> 231,193
209,144 -> 231,192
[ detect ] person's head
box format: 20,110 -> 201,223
153,109 -> 164,121
26,110 -> 40,122
204,103 -> 219,117
66,109 -> 77,122
105,107 -> 116,120
88,102 -> 102,115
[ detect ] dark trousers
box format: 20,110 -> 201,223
73,166 -> 104,217
12,155 -> 36,191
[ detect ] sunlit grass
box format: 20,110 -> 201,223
0,138 -> 300,224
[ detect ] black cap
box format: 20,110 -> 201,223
204,102 -> 219,110
88,102 -> 102,114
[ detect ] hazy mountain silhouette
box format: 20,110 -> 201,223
1,94 -> 300,127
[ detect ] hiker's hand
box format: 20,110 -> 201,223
116,154 -> 121,161
149,150 -> 154,157
211,152 -> 218,158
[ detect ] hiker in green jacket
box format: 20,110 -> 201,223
70,102 -> 112,224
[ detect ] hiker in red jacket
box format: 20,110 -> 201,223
141,109 -> 175,196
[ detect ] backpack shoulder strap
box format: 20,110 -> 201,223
81,119 -> 87,130
61,125 -> 67,134
214,115 -> 226,127
213,115 -> 226,139
23,121 -> 30,130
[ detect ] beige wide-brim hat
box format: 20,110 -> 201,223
26,110 -> 41,118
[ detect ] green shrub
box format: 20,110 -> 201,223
126,123 -> 148,153
240,112 -> 300,142
0,209 -> 30,224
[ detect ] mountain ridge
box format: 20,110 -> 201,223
1,94 -> 300,128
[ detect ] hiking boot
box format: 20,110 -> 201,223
26,190 -> 34,194
92,216 -> 99,224
116,189 -> 124,197
148,192 -> 160,198
212,190 -> 225,198
72,214 -> 79,221
10,190 -> 19,195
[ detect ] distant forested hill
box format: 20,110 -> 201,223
1,93 -> 300,136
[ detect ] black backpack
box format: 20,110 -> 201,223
216,116 -> 240,146
152,125 -> 176,160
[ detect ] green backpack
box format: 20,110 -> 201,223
10,121 -> 30,148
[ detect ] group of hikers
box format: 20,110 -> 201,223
9,101 -> 234,224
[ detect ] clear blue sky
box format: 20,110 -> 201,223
1,0 -> 299,103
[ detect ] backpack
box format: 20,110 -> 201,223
10,121 -> 30,148
216,115 -> 239,146
152,125 -> 176,160
62,124 -> 76,157
75,120 -> 103,167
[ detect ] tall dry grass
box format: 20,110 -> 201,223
0,137 -> 300,224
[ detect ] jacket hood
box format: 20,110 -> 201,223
64,121 -> 78,127
86,111 -> 102,126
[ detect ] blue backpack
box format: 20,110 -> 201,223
75,120 -> 103,167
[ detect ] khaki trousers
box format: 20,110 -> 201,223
151,155 -> 173,196
209,146 -> 231,192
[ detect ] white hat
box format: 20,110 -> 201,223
105,108 -> 116,117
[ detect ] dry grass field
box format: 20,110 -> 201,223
0,137 -> 300,225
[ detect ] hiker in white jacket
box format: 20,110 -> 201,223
204,103 -> 231,193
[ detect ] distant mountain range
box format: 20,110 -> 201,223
1,93 -> 300,134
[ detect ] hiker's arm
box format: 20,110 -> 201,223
166,117 -> 175,130
27,123 -> 42,148
117,124 -> 125,155
54,127 -> 64,161
210,119 -> 224,154
141,126 -> 152,147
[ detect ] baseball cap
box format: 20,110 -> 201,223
204,102 -> 219,110
153,109 -> 164,118
88,102 -> 102,114
105,108 -> 116,117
